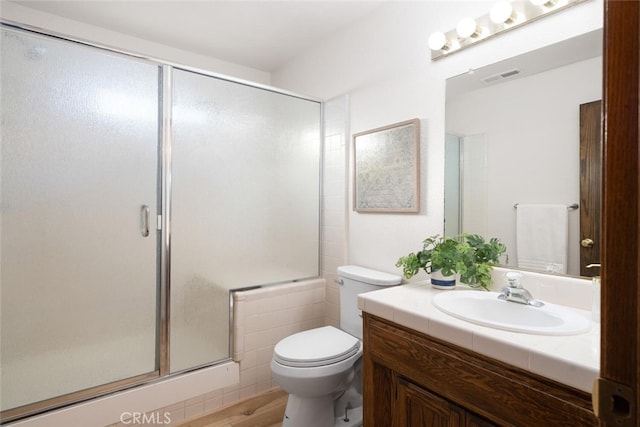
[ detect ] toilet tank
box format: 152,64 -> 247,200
337,265 -> 402,339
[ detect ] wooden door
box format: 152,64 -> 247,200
579,100 -> 602,277
600,1 -> 639,426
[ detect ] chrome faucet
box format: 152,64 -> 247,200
497,271 -> 544,307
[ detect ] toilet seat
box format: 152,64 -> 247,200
273,326 -> 360,368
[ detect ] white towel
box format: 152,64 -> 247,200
516,204 -> 568,274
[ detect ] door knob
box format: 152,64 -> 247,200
581,238 -> 594,248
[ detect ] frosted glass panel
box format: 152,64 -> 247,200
0,28 -> 159,411
461,134 -> 489,236
444,134 -> 461,237
170,70 -> 321,372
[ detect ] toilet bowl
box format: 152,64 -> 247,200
271,265 -> 401,427
271,326 -> 363,427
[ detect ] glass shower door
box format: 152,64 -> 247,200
1,28 -> 160,413
170,69 -> 321,372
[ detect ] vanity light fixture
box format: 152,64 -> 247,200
530,0 -> 558,7
428,0 -> 589,60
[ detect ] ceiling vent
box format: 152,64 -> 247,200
481,68 -> 521,84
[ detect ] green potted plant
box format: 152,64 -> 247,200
457,234 -> 507,290
395,233 -> 506,291
395,235 -> 466,290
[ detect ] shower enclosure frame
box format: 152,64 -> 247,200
0,20 -> 324,424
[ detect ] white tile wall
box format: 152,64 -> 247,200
323,95 -> 350,328
13,363 -> 238,427
233,278 -> 327,392
105,387 -> 226,427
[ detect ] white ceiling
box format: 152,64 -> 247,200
6,0 -> 386,72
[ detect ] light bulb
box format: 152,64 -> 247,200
428,32 -> 449,51
490,1 -> 516,24
456,17 -> 479,39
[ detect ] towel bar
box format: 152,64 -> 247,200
513,203 -> 579,210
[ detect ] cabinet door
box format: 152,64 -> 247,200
396,378 -> 498,427
397,378 -> 465,427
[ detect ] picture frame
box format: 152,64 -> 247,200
353,119 -> 420,213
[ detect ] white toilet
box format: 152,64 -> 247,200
271,265 -> 401,427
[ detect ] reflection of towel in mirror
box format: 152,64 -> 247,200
516,204 -> 568,274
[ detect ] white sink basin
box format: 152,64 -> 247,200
431,290 -> 591,335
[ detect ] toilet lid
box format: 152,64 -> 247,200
274,326 -> 361,368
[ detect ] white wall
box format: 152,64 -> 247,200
272,0 -> 604,280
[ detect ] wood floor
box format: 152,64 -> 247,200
176,388 -> 288,427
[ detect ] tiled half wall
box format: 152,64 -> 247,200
232,278 -> 327,395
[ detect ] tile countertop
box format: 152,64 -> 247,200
357,282 -> 600,393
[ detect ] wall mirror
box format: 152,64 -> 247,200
444,28 -> 602,278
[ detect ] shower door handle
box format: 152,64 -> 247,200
140,204 -> 150,237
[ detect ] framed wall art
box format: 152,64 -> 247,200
353,119 -> 420,213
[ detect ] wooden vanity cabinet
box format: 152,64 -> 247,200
362,313 -> 598,426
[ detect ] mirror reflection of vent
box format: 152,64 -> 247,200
481,68 -> 521,84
